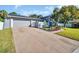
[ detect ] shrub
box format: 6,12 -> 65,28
0,17 -> 4,22
52,26 -> 61,31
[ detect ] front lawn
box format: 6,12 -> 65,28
0,28 -> 15,52
57,28 -> 79,41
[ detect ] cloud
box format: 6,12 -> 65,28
56,5 -> 62,9
19,6 -> 60,16
45,6 -> 54,12
14,5 -> 21,9
20,10 -> 50,16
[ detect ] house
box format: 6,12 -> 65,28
68,20 -> 79,27
3,15 -> 45,29
58,20 -> 79,28
40,16 -> 53,27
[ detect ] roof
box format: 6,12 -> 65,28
69,20 -> 79,23
40,15 -> 52,21
6,15 -> 42,21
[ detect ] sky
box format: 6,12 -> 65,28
0,5 -> 62,16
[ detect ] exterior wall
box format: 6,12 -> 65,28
31,20 -> 44,28
11,19 -> 13,28
31,20 -> 36,27
13,20 -> 30,28
4,18 -> 44,29
66,23 -> 72,27
58,23 -> 64,27
0,21 -> 3,30
38,22 -> 44,28
3,19 -> 13,29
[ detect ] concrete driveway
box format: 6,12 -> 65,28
12,27 -> 79,53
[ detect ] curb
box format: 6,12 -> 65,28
73,47 -> 79,53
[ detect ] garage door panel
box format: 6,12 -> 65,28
13,20 -> 30,28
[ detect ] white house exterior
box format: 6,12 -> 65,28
3,15 -> 44,29
0,21 -> 3,30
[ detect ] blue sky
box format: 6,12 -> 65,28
0,5 -> 61,16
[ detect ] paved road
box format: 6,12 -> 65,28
12,27 -> 79,53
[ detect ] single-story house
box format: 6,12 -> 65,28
4,15 -> 78,30
3,15 -> 45,29
57,20 -> 79,28
68,20 -> 79,28
40,16 -> 54,27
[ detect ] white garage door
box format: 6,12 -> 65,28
13,20 -> 30,28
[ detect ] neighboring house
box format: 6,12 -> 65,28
58,20 -> 79,28
40,16 -> 54,27
3,15 -> 45,29
68,20 -> 79,27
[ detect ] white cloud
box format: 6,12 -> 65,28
19,6 -> 60,16
20,10 -> 50,16
14,5 -> 21,9
45,6 -> 54,12
56,5 -> 62,9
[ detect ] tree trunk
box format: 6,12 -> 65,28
64,23 -> 66,27
64,20 -> 67,27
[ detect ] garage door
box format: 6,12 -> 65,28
13,20 -> 30,28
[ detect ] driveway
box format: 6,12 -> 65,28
12,27 -> 79,53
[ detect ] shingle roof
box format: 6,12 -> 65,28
7,15 -> 42,21
69,20 -> 79,23
40,16 -> 52,21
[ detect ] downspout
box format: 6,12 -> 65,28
29,20 -> 31,27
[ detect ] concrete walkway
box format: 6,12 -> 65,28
12,27 -> 79,53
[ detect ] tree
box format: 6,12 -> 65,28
74,10 -> 79,19
9,12 -> 17,15
29,14 -> 43,18
52,8 -> 60,26
51,5 -> 79,27
0,10 -> 8,22
56,5 -> 79,27
0,17 -> 4,22
59,6 -> 71,27
67,5 -> 78,20
0,10 -> 8,19
37,15 -> 43,18
29,14 -> 38,18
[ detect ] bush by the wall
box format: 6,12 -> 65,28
0,17 -> 4,22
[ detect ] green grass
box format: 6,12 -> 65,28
0,28 -> 15,53
57,28 -> 79,41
